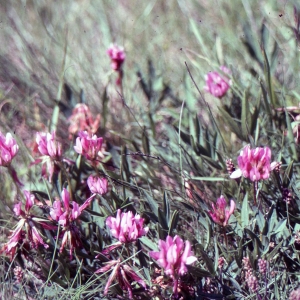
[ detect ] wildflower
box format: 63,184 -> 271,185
50,188 -> 95,258
68,103 -> 100,138
204,66 -> 231,98
0,191 -> 55,260
74,131 -> 103,161
95,259 -> 146,299
290,288 -> 300,300
107,44 -> 126,71
0,131 -> 19,166
230,145 -> 277,182
106,209 -> 149,243
218,257 -> 226,269
149,235 -> 197,296
13,266 -> 23,283
87,175 -> 108,195
247,275 -> 258,292
35,131 -> 62,181
208,195 -> 235,227
226,159 -> 235,175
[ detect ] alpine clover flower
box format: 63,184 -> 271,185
87,175 -> 108,195
0,131 -> 19,166
95,259 -> 146,299
50,188 -> 95,258
149,235 -> 197,296
107,44 -> 126,71
208,195 -> 235,227
230,145 -> 277,182
0,190 -> 55,260
106,209 -> 149,243
68,103 -> 100,138
35,131 -> 62,181
74,131 -> 103,161
204,66 -> 231,98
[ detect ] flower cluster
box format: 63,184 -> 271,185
230,145 -> 277,182
74,131 -> 103,161
107,44 -> 126,71
87,175 -> 108,195
208,195 -> 235,227
204,66 -> 231,98
0,131 -> 19,166
106,209 -> 149,243
149,235 -> 197,295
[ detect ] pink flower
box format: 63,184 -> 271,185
149,235 -> 197,295
50,188 -> 95,258
107,44 -> 126,71
68,103 -> 100,138
230,145 -> 277,182
0,132 -> 19,166
290,288 -> 300,300
87,175 -> 108,195
204,66 -> 231,98
74,131 -> 103,161
208,195 -> 235,226
95,259 -> 146,299
106,209 -> 149,243
36,131 -> 62,159
0,190 -> 55,260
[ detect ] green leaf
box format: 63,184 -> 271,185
143,191 -> 158,217
163,191 -> 170,225
241,192 -> 249,228
187,265 -> 212,278
283,160 -> 294,187
168,210 -> 179,236
219,107 -> 243,139
241,89 -> 250,140
196,244 -> 215,276
273,218 -> 287,234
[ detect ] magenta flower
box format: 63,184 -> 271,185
107,44 -> 126,71
0,131 -> 19,166
95,259 -> 146,299
0,190 -> 55,260
149,235 -> 197,295
36,131 -> 62,159
230,145 -> 277,182
87,175 -> 108,195
50,188 -> 95,258
74,131 -> 103,161
208,195 -> 235,226
204,66 -> 231,98
106,209 -> 149,243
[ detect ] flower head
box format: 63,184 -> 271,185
230,145 -> 277,182
204,66 -> 231,98
36,131 -> 62,159
107,44 -> 126,71
74,131 -> 103,161
290,288 -> 300,300
68,103 -> 100,138
208,195 -> 235,227
106,209 -> 149,243
0,132 -> 19,166
87,175 -> 108,195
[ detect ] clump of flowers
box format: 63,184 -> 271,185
106,209 -> 149,243
258,258 -> 267,274
230,145 -> 277,182
0,131 -> 19,166
50,188 -> 95,258
87,175 -> 108,195
204,66 -> 231,98
208,195 -> 235,227
290,288 -> 300,300
149,235 -> 197,296
68,103 -> 100,138
74,130 -> 103,161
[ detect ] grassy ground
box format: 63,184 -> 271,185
1,0 -> 300,299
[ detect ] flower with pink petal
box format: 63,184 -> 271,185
106,209 -> 149,243
149,235 -> 197,295
74,131 -> 103,161
0,131 -> 19,166
95,259 -> 146,299
107,44 -> 126,71
50,188 -> 95,258
208,195 -> 235,227
230,145 -> 277,182
204,66 -> 231,98
87,175 -> 108,195
68,103 -> 100,138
